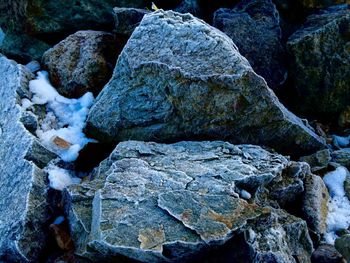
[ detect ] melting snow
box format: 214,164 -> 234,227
47,165 -> 81,191
323,166 -> 350,244
28,71 -> 95,162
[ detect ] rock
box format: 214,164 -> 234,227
63,140 -> 295,262
311,244 -> 346,263
247,209 -> 313,263
113,7 -> 150,35
300,149 -> 332,172
332,149 -> 350,170
0,55 -> 56,261
174,0 -> 202,17
335,234 -> 350,261
267,161 -> 309,208
287,4 -> 350,119
42,30 -> 121,98
0,32 -> 51,62
213,0 -> 287,89
338,106 -> 350,128
0,0 -> 149,62
302,174 -> 329,236
86,10 -> 325,157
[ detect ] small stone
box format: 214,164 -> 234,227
311,244 -> 346,263
52,136 -> 72,149
335,234 -> 350,261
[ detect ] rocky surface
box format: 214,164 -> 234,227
86,10 -> 325,157
42,30 -> 120,98
311,244 -> 346,263
213,0 -> 287,89
300,149 -> 332,172
302,174 -> 329,237
0,0 -> 149,62
0,55 -> 56,261
287,4 -> 350,119
63,140 -> 315,262
335,234 -> 350,261
113,7 -> 150,35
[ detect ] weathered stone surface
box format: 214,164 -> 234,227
300,149 -> 331,172
302,174 -> 329,236
0,55 -> 55,261
332,149 -> 350,170
113,7 -> 150,35
335,234 -> 350,261
267,161 -> 309,208
86,10 -> 325,157
213,0 -> 287,89
311,244 -> 346,263
0,0 -> 149,61
174,0 -> 202,17
42,30 -> 120,98
287,4 -> 350,118
246,209 -> 313,263
64,140 -> 294,262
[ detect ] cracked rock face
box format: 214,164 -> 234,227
64,140 -> 294,262
0,55 -> 55,261
86,10 -> 325,157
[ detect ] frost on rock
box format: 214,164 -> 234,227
28,71 -> 95,162
323,166 -> 350,244
47,165 -> 81,191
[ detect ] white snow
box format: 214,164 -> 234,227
323,166 -> 350,244
47,165 -> 81,191
28,71 -> 95,162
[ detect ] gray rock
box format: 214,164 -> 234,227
174,0 -> 202,17
0,55 -> 56,261
42,30 -> 121,98
63,140 -> 294,262
332,149 -> 350,170
247,209 -> 313,263
335,234 -> 350,261
113,7 -> 150,35
311,244 -> 345,263
86,10 -> 325,157
287,4 -> 350,118
300,149 -> 332,172
302,173 -> 329,236
0,0 -> 148,62
213,0 -> 287,89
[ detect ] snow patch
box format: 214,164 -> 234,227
323,166 -> 350,244
28,71 -> 95,162
47,165 -> 81,191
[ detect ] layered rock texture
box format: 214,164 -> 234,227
0,55 -> 55,261
64,140 -> 313,262
42,30 -> 120,98
287,4 -> 350,118
86,10 -> 325,157
213,0 -> 287,89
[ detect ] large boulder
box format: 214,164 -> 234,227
0,0 -> 149,61
63,140 -> 313,262
0,55 -> 56,261
287,4 -> 350,119
42,30 -> 121,98
86,10 -> 325,157
213,0 -> 287,89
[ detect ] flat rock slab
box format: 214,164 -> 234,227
64,140 -> 292,262
86,10 -> 325,157
0,55 -> 55,261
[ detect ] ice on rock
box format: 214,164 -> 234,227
28,71 -> 95,162
323,166 -> 350,244
47,165 -> 81,191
